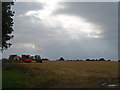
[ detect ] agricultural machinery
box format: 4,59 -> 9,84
8,54 -> 42,63
22,55 -> 32,63
35,55 -> 42,63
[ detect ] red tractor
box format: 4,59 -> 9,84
22,55 -> 32,63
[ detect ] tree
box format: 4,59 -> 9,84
99,58 -> 105,61
59,57 -> 65,61
86,59 -> 90,61
2,2 -> 14,51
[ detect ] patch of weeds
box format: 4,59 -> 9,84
2,63 -> 31,88
2,70 -> 25,88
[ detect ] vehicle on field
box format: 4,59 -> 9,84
9,55 -> 17,60
22,55 -> 32,63
35,55 -> 42,63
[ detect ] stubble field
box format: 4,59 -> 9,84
2,61 -> 119,88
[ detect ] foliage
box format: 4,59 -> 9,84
59,57 -> 65,61
2,2 -> 14,51
99,58 -> 105,61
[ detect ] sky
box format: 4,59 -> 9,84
2,1 -> 118,60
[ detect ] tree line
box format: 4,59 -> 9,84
57,57 -> 112,61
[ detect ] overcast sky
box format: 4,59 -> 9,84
2,1 -> 118,60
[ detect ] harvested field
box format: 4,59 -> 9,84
2,61 -> 119,88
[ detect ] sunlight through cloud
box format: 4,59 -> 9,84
15,43 -> 36,49
39,14 -> 102,40
22,1 -> 102,40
